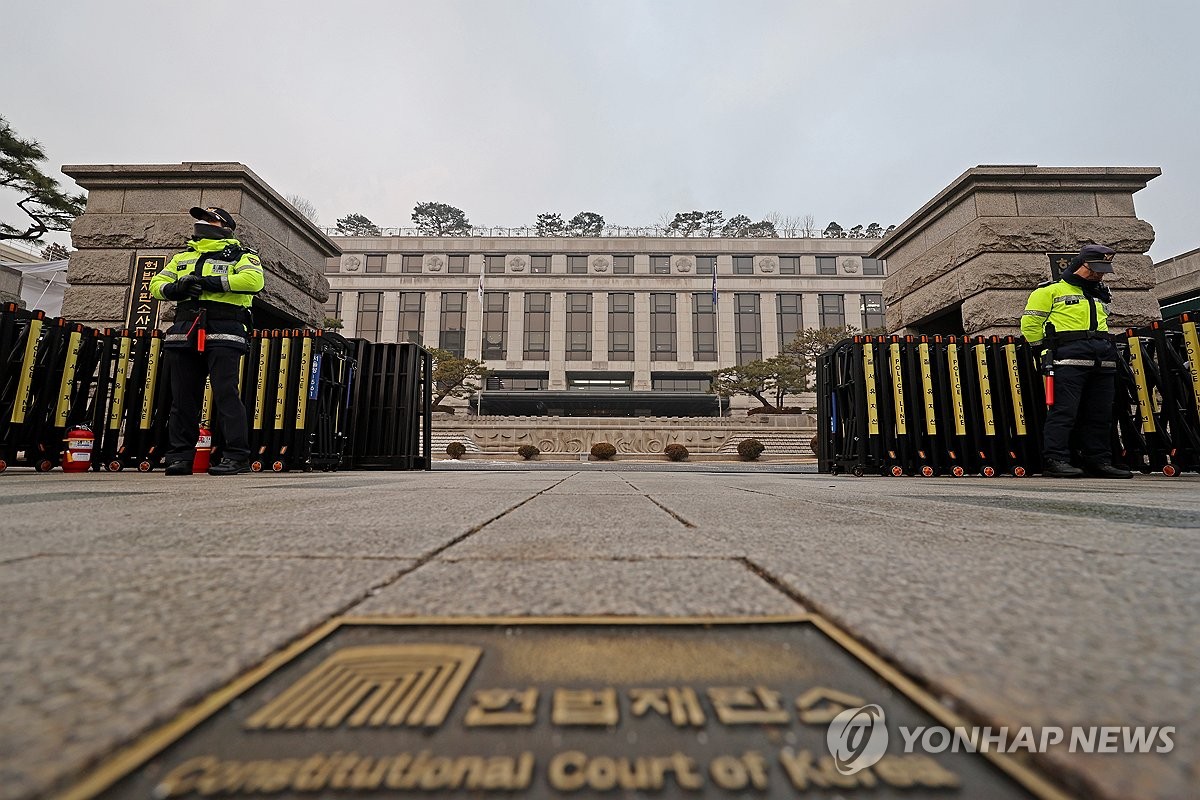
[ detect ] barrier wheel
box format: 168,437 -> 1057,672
1012,466 -> 1027,478
1163,464 -> 1178,477
107,460 -> 123,472
35,459 -> 54,473
137,460 -> 152,472
271,460 -> 284,472
250,461 -> 263,472
921,465 -> 935,477
890,466 -> 904,477
0,459 -> 7,473
951,465 -> 965,477
852,466 -> 865,477
982,466 -> 996,478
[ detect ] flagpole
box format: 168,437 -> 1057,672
477,267 -> 485,416
712,267 -> 722,417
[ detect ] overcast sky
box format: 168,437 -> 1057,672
3,0 -> 1197,259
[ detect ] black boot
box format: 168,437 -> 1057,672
164,459 -> 193,476
1042,458 -> 1084,478
1083,461 -> 1133,479
208,457 -> 250,476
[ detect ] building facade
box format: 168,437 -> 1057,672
325,236 -> 885,415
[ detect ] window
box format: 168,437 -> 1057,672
482,291 -> 508,359
568,255 -> 588,275
862,257 -> 885,276
612,255 -> 633,275
565,292 -> 592,360
447,254 -> 468,274
651,256 -> 671,275
440,292 -> 466,356
531,255 -> 550,274
816,255 -> 837,275
487,372 -> 548,390
398,292 -> 423,344
779,256 -> 800,275
733,255 -> 754,275
650,293 -> 677,361
324,291 -> 341,320
861,293 -> 885,331
485,255 -> 505,274
652,375 -> 712,392
608,292 -> 634,361
365,254 -> 387,273
819,293 -> 845,328
734,293 -> 761,364
524,292 -> 550,359
695,256 -> 716,276
356,292 -> 382,340
402,255 -> 422,274
777,293 -> 803,350
693,292 -> 717,362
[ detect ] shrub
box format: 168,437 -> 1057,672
445,441 -> 466,459
810,435 -> 820,454
737,438 -> 765,461
590,442 -> 617,460
517,444 -> 540,460
664,444 -> 689,462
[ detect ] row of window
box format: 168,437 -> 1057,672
331,291 -> 885,363
332,254 -> 885,276
485,372 -> 714,392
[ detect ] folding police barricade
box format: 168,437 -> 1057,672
249,330 -> 284,472
819,338 -> 855,475
814,345 -> 835,473
876,335 -> 914,476
39,323 -> 104,470
929,336 -> 971,477
300,331 -> 352,471
832,335 -> 882,476
960,336 -> 1001,477
905,335 -> 940,477
1175,313 -> 1200,470
109,329 -> 168,472
1112,333 -> 1152,473
267,329 -> 305,472
1123,328 -> 1175,474
981,335 -> 1034,478
97,330 -> 135,471
1146,319 -> 1200,474
83,329 -> 119,470
0,306 -> 47,471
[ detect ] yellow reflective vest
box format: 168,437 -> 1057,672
1020,278 -> 1110,346
149,237 -> 265,307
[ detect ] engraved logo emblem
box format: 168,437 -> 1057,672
826,703 -> 888,775
244,645 -> 482,730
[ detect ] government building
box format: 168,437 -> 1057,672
324,235 -> 886,416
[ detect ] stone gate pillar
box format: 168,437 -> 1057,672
871,166 -> 1162,337
60,162 -> 338,329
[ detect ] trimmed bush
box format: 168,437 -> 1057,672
590,442 -> 617,460
517,444 -> 540,460
664,444 -> 689,462
737,438 -> 765,461
445,441 -> 466,459
809,435 -> 820,454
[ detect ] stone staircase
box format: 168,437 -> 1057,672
717,431 -> 815,457
429,431 -> 482,454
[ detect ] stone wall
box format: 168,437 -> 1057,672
60,162 -> 338,329
1154,247 -> 1200,307
0,265 -> 21,307
872,166 -> 1162,337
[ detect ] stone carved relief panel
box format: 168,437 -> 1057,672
426,255 -> 444,272
841,258 -> 859,274
470,428 -> 737,454
674,256 -> 694,273
758,257 -> 777,273
509,256 -> 527,272
591,257 -> 610,273
343,255 -> 361,272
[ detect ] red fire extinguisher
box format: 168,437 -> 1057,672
193,425 -> 213,473
63,425 -> 95,473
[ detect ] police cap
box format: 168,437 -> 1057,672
1079,243 -> 1115,273
189,206 -> 236,231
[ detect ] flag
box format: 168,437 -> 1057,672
478,270 -> 484,304
711,270 -> 718,304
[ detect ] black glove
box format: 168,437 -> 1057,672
197,275 -> 225,293
1038,351 -> 1053,376
161,275 -> 201,301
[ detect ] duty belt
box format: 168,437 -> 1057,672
1054,358 -> 1118,368
1054,330 -> 1114,343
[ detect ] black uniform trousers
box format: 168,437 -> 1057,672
1043,359 -> 1116,465
166,345 -> 250,464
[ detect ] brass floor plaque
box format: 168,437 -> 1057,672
65,616 -> 1067,799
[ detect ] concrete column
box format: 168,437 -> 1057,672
61,162 -> 337,330
549,292 -> 566,389
593,290 -> 608,364
340,290 -> 359,338
676,291 -> 694,367
716,292 -> 736,366
380,290 -> 401,343
633,291 -> 651,389
422,291 -> 442,349
761,291 -> 779,358
801,293 -> 820,335
507,291 -> 524,363
873,165 -> 1162,337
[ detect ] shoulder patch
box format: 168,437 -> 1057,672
246,255 -> 261,266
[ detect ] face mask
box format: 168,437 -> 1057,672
194,222 -> 232,240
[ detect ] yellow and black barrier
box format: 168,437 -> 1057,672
0,304 -> 431,473
817,323 -> 1200,477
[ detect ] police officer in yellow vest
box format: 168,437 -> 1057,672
1021,243 -> 1132,479
150,207 -> 264,475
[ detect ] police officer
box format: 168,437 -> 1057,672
150,207 -> 265,475
1021,244 -> 1132,478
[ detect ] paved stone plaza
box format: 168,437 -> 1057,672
1,467 -> 1197,799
